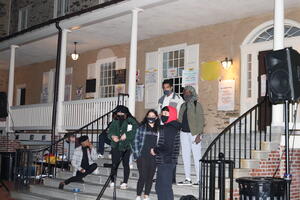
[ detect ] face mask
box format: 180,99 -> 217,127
163,90 -> 172,96
184,95 -> 192,102
147,117 -> 156,123
161,115 -> 169,123
117,115 -> 125,121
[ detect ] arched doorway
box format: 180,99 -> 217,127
240,19 -> 300,115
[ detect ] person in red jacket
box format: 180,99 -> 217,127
150,106 -> 181,200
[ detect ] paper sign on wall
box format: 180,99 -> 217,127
182,69 -> 198,89
218,80 -> 235,111
136,85 -> 144,102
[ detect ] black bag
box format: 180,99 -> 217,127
180,195 -> 197,200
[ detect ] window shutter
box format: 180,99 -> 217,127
184,44 -> 199,92
145,51 -> 159,109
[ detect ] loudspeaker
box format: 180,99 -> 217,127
0,92 -> 8,118
265,47 -> 300,104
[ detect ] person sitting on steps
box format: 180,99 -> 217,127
59,135 -> 98,190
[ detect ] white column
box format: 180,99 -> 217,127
272,0 -> 284,126
128,8 -> 143,115
6,45 -> 19,133
56,29 -> 70,133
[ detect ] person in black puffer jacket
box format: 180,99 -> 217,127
150,106 -> 181,200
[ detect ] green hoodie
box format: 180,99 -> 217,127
108,117 -> 138,151
178,86 -> 204,136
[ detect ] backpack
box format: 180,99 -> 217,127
180,195 -> 197,200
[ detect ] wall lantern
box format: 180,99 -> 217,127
71,42 -> 79,61
221,57 -> 233,69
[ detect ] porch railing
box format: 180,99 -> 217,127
199,97 -> 276,200
4,96 -> 127,130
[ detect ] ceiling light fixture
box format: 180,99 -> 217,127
71,42 -> 79,61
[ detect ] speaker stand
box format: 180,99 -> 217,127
284,100 -> 291,200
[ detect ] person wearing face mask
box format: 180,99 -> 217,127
157,79 -> 184,184
158,79 -> 184,115
177,86 -> 204,187
133,109 -> 160,200
108,105 -> 138,190
150,106 -> 181,200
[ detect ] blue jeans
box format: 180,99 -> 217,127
155,163 -> 176,200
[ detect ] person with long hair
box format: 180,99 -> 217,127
133,109 -> 160,200
108,105 -> 138,189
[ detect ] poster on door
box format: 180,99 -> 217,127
217,80 -> 235,111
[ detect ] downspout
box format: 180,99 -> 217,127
50,22 -> 62,153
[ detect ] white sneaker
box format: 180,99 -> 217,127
144,197 -> 150,200
120,182 -> 128,190
129,164 -> 134,169
97,154 -> 104,159
135,196 -> 142,200
109,182 -> 115,188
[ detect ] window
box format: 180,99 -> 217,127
99,0 -> 112,3
162,49 -> 185,96
18,7 -> 28,31
54,0 -> 69,18
99,62 -> 116,98
253,25 -> 300,43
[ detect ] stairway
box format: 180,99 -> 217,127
12,154 -> 199,199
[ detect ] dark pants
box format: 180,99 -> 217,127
155,163 -> 176,200
173,166 -> 177,183
136,156 -> 156,196
64,163 -> 97,185
98,131 -> 111,155
111,148 -> 131,183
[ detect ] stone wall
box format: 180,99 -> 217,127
9,0 -> 110,34
0,0 -> 10,37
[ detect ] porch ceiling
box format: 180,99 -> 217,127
0,0 -> 299,69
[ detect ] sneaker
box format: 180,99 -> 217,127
129,164 -> 134,169
177,179 -> 192,186
109,182 -> 115,188
120,182 -> 128,190
144,196 -> 150,200
58,182 -> 64,190
97,154 -> 104,159
135,196 -> 142,200
192,182 -> 199,187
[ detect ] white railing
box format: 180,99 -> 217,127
63,97 -> 127,129
10,103 -> 53,130
8,97 -> 127,131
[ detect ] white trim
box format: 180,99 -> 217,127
241,19 -> 300,46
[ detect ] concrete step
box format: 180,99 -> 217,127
261,141 -> 280,151
11,191 -> 65,200
251,150 -> 269,160
54,172 -> 199,197
240,159 -> 260,169
233,168 -> 250,179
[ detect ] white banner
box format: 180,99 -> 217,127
218,80 -> 235,111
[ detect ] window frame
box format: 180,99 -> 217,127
18,7 -> 28,31
53,0 -> 70,18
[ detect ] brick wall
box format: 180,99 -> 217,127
0,136 -> 21,152
233,147 -> 300,199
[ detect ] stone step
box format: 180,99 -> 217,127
251,150 -> 269,160
233,168 -> 250,179
261,141 -> 280,151
44,177 -> 199,198
240,159 -> 260,169
11,191 -> 65,200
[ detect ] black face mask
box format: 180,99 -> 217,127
147,117 -> 156,123
117,115 -> 125,121
161,115 -> 169,123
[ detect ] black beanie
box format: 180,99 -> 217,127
115,105 -> 130,114
78,135 -> 89,143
